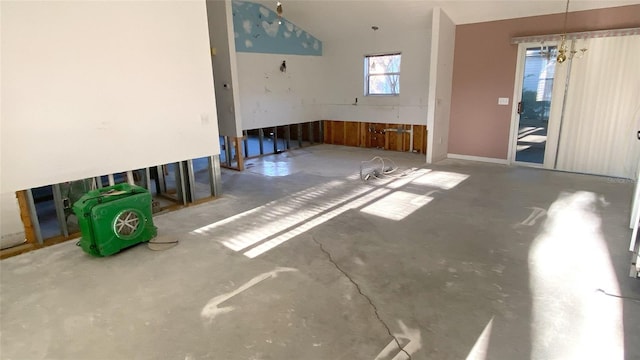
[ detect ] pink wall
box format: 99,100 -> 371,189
448,5 -> 640,159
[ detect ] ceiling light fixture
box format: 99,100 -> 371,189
276,1 -> 283,25
556,0 -> 587,63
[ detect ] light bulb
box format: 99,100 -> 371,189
557,51 -> 567,63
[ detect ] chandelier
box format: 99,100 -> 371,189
276,1 -> 283,25
556,0 -> 587,63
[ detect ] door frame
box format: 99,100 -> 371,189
508,41 -> 565,169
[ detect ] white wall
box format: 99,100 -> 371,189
427,8 -> 456,163
234,15 -> 433,130
1,0 -> 219,194
236,53 -> 325,129
207,0 -> 243,137
319,20 -> 432,125
0,193 -> 24,249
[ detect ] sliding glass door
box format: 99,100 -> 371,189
511,43 -> 562,166
511,35 -> 640,177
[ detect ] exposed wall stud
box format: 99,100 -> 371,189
285,125 -> 291,149
209,155 -> 222,197
258,128 -> 265,155
52,184 -> 68,237
273,127 -> 278,153
16,190 -> 37,244
185,160 -> 196,203
177,162 -> 187,206
26,189 -> 43,245
243,130 -> 249,159
234,137 -> 245,170
224,136 -> 232,167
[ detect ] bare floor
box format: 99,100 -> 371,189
1,145 -> 639,359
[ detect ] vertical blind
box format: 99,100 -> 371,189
555,35 -> 640,179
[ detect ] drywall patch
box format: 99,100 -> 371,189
232,0 -> 322,56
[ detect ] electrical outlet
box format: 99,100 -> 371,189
498,97 -> 509,105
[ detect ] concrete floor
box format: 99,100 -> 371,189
1,145 -> 639,359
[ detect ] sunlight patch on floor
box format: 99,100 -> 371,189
529,191 -> 624,359
244,188 -> 392,258
360,191 -> 433,221
192,166 -> 469,258
191,180 -> 349,251
386,169 -> 431,189
465,317 -> 494,360
410,171 -> 469,190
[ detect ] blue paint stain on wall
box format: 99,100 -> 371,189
232,0 -> 322,56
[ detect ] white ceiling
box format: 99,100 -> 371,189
252,0 -> 640,42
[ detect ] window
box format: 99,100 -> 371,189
364,53 -> 401,96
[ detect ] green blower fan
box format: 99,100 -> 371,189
73,183 -> 157,256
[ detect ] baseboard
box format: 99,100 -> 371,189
447,153 -> 509,165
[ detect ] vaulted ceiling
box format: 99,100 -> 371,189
251,0 -> 640,42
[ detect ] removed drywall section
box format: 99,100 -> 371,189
232,0 -> 322,56
449,5 -> 640,160
207,0 -> 243,137
236,53 -> 325,129
323,120 -> 427,154
1,0 -> 219,193
427,8 -> 455,163
320,17 -> 431,125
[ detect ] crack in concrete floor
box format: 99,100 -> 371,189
310,234 -> 412,360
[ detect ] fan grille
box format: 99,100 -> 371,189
114,210 -> 141,238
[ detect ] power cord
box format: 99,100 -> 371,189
595,289 -> 640,303
147,238 -> 179,251
360,156 -> 414,181
148,240 -> 179,245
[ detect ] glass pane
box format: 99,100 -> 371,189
131,169 -> 147,188
289,124 -> 301,149
262,127 -> 276,155
219,136 -> 226,163
192,157 -> 212,201
368,54 -> 401,74
245,129 -> 261,157
275,126 -> 286,152
32,185 -> 61,239
164,163 -> 178,197
60,178 -> 94,234
516,46 -> 557,164
369,74 -> 400,95
113,172 -> 127,184
99,175 -> 110,187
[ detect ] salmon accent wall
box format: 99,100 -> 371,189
448,5 -> 640,160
